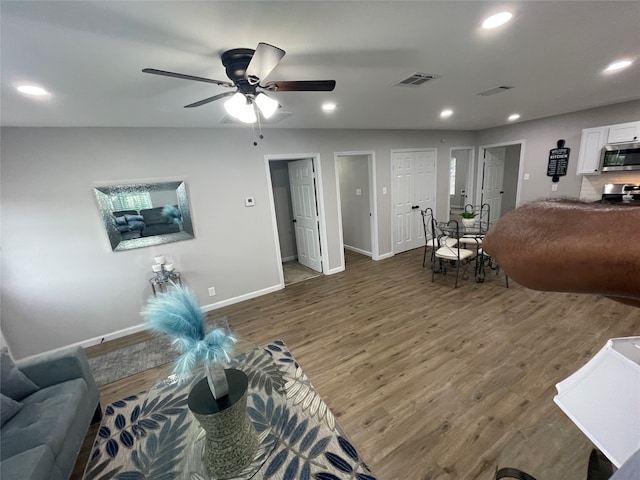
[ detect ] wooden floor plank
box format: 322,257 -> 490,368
73,248 -> 639,480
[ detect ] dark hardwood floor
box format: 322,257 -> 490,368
73,248 -> 639,479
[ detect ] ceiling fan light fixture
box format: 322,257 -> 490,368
224,92 -> 256,123
237,105 -> 257,124
255,93 -> 279,119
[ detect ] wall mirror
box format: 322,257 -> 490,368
94,181 -> 195,251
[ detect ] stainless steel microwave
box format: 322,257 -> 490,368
601,142 -> 640,171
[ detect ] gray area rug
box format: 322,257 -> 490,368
88,335 -> 177,386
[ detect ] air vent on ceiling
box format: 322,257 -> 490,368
477,85 -> 515,96
392,73 -> 442,87
220,111 -> 293,125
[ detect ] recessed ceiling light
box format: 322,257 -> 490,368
508,113 -> 520,121
604,59 -> 633,73
17,85 -> 50,96
440,109 -> 453,118
322,103 -> 337,112
482,12 -> 513,29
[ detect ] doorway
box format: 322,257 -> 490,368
476,141 -> 525,223
266,154 -> 327,287
335,151 -> 378,268
391,148 -> 437,254
448,147 -> 475,219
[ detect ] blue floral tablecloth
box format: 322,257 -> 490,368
82,340 -> 377,480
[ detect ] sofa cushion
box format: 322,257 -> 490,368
0,444 -> 64,480
0,347 -> 39,401
112,210 -> 138,217
0,393 -> 23,426
0,378 -> 89,461
140,207 -> 170,225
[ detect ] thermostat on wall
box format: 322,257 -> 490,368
245,197 -> 255,207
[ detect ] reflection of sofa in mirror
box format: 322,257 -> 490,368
112,206 -> 180,240
95,181 -> 194,251
113,210 -> 145,240
140,206 -> 180,237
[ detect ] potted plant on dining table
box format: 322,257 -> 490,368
460,211 -> 477,228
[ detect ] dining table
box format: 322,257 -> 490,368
435,220 -> 501,284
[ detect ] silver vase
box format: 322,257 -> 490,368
187,369 -> 259,479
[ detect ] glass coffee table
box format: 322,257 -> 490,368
83,340 -> 377,480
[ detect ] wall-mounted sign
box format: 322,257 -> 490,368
547,139 -> 570,183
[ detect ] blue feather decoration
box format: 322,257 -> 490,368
161,204 -> 183,224
141,285 -> 237,382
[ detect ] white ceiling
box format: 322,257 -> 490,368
1,1 -> 639,130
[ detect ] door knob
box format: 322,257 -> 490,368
292,219 -> 297,223
411,205 -> 420,210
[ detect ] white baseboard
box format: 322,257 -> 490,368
375,252 -> 394,260
281,255 -> 297,263
31,284 -> 286,361
23,322 -> 151,361
344,245 -> 372,257
201,284 -> 284,313
328,265 -> 345,275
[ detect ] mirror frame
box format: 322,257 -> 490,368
94,181 -> 194,251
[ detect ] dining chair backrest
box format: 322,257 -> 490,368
421,207 -> 435,244
463,203 -> 491,233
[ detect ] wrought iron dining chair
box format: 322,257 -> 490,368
457,203 -> 509,287
431,219 -> 475,288
422,208 -> 458,269
457,203 -> 490,247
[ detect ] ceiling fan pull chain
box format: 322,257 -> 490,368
253,104 -> 265,146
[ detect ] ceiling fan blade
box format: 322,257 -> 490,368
263,80 -> 336,92
245,43 -> 286,85
184,91 -> 236,108
142,68 -> 234,88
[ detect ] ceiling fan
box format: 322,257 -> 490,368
143,42 -> 336,123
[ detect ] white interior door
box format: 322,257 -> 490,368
289,159 -> 322,272
483,148 -> 506,224
392,150 -> 436,253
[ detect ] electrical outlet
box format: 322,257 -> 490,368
552,184 -> 558,192
208,287 -> 216,296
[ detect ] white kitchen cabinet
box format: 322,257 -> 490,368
577,126 -> 607,175
607,121 -> 640,144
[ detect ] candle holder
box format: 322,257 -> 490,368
150,256 -> 181,295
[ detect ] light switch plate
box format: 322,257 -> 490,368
245,197 -> 255,207
524,173 -> 530,180
356,188 -> 362,196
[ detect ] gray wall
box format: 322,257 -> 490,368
1,126 -> 476,358
476,100 -> 640,203
269,161 -> 297,261
337,155 -> 371,254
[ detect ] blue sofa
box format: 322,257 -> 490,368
1,346 -> 101,480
